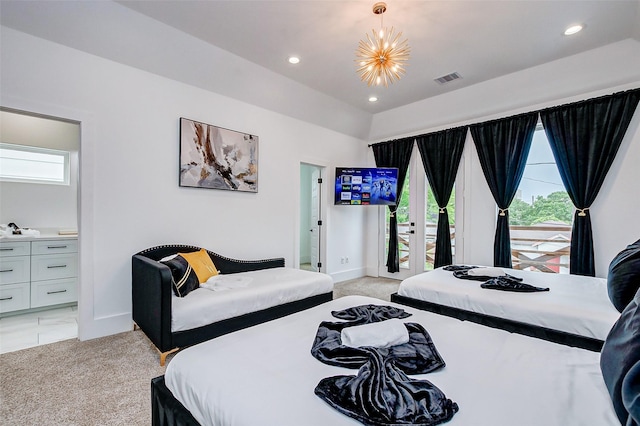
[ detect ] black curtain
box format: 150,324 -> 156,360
415,127 -> 467,268
371,137 -> 414,273
540,88 -> 640,276
470,112 -> 538,268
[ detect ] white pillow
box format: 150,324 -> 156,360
341,318 -> 409,348
467,267 -> 506,277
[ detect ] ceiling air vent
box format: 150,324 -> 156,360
434,72 -> 462,84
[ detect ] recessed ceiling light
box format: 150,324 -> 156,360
564,24 -> 583,36
288,56 -> 300,64
368,96 -> 378,102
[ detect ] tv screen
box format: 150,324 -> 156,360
334,167 -> 399,205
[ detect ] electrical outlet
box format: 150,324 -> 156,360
345,257 -> 349,263
341,257 -> 345,264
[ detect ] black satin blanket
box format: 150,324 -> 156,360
311,305 -> 459,426
443,265 -> 549,292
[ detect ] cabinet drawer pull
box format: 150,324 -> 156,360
47,289 -> 67,295
0,269 -> 14,273
0,296 -> 13,301
47,245 -> 68,249
0,248 -> 14,251
47,265 -> 68,269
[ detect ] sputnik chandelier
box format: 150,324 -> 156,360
356,2 -> 410,87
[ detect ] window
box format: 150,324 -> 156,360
509,125 -> 573,273
0,143 -> 70,185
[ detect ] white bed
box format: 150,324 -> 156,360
161,295 -> 618,426
171,267 -> 334,332
392,266 -> 620,348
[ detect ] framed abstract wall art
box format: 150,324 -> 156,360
179,117 -> 258,192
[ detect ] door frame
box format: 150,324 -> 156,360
298,161 -> 327,274
0,97 -> 96,340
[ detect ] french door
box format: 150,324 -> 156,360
378,150 -> 427,280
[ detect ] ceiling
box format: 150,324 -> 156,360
1,0 -> 639,117
117,0 -> 640,113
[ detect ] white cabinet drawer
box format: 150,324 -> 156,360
31,254 -> 77,281
31,240 -> 78,255
0,256 -> 30,285
0,282 -> 30,313
30,278 -> 77,308
0,241 -> 30,257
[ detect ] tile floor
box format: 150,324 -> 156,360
0,305 -> 78,354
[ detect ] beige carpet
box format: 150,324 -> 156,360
0,276 -> 399,425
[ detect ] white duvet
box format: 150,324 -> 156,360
397,266 -> 621,340
165,295 -> 618,426
171,267 -> 333,332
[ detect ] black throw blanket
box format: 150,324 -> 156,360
443,265 -> 549,292
311,305 -> 458,426
311,306 -> 445,372
481,276 -> 550,292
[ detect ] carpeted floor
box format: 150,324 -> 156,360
0,276 -> 399,425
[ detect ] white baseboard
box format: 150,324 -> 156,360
330,267 -> 367,283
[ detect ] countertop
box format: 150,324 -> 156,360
0,232 -> 78,242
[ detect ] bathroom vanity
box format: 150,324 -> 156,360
0,234 -> 77,315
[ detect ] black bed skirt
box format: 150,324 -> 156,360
152,376 -> 200,426
171,291 -> 333,349
390,293 -> 604,352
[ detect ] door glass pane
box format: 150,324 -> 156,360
386,166 -> 411,270
509,127 -> 572,273
425,183 -> 455,271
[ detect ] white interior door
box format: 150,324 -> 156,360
378,150 -> 426,280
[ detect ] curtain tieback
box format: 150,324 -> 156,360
439,207 -> 446,214
577,208 -> 589,217
498,208 -> 508,216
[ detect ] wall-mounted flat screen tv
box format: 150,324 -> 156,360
334,167 -> 399,205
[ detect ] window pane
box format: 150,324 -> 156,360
0,144 -> 69,185
387,166 -> 410,270
509,128 -> 572,273
425,183 -> 455,271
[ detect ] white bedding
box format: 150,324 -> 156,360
165,295 -> 618,426
171,267 -> 333,332
397,267 -> 620,340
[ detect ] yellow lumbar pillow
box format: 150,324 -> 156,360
179,248 -> 219,283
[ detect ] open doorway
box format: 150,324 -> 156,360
299,163 -> 325,272
0,108 -> 80,353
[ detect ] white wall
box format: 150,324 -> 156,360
367,39 -> 640,278
1,26 -> 369,340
